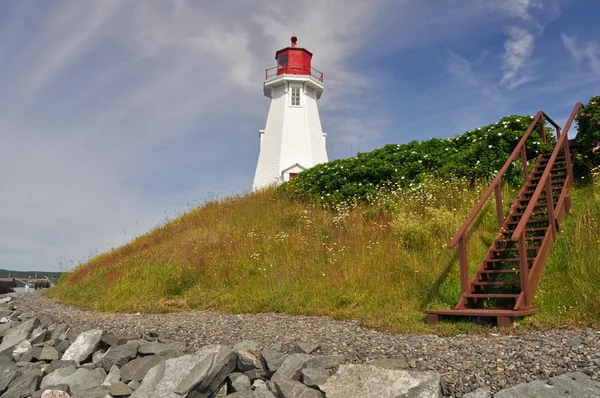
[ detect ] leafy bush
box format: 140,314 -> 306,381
575,95 -> 600,174
280,115 -> 552,205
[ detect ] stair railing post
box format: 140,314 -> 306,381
540,117 -> 547,144
494,183 -> 503,228
518,232 -> 530,308
520,147 -> 529,182
458,235 -> 469,296
545,178 -> 557,240
564,133 -> 574,190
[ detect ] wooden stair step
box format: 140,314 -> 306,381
491,247 -> 538,253
472,281 -> 520,286
506,219 -> 548,226
464,293 -> 520,299
479,269 -> 521,274
485,257 -> 536,263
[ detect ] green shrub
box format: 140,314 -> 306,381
280,115 -> 552,205
575,95 -> 600,174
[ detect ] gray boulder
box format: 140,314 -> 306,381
131,345 -> 236,398
271,354 -> 312,382
101,333 -> 127,347
61,329 -> 103,364
12,339 -> 33,362
110,381 -> 134,396
45,360 -> 78,375
495,372 -> 600,398
318,364 -> 442,398
233,340 -> 260,352
261,349 -> 288,373
32,345 -> 60,361
138,341 -> 185,357
49,324 -> 69,342
274,378 -> 324,398
303,355 -> 344,370
228,372 -> 251,392
40,366 -> 107,396
0,369 -> 21,393
3,368 -> 43,398
294,342 -> 321,355
301,367 -> 331,388
100,341 -> 139,371
121,355 -> 163,382
102,364 -> 121,387
0,317 -> 41,354
237,349 -> 266,372
365,357 -> 409,370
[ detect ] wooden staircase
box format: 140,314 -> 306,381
425,103 -> 583,327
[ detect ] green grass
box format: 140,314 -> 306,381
48,172 -> 600,336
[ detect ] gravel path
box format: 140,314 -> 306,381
10,292 -> 600,397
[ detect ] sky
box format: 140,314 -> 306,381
1,0 -> 599,272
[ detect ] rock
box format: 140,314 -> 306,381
61,329 -> 104,364
128,380 -> 141,390
294,342 -> 321,355
318,364 -> 442,398
101,333 -> 127,347
110,381 -> 134,396
77,384 -> 111,397
271,354 -> 312,382
244,368 -> 269,381
32,346 -> 60,361
44,360 -> 78,375
0,317 -> 41,354
274,378 -> 324,398
228,372 -> 251,392
92,350 -> 105,366
464,386 -> 491,398
41,390 -> 72,398
137,341 -> 185,357
49,324 -> 68,341
40,366 -> 107,396
261,349 -> 288,373
13,339 -> 33,362
237,349 -> 266,372
366,357 -> 409,370
100,341 -> 139,371
102,364 -> 121,386
227,392 -> 255,398
30,327 -> 47,345
303,355 -> 344,370
495,372 -> 600,398
301,367 -> 331,388
233,340 -> 260,352
0,296 -> 11,304
269,342 -> 284,351
0,369 -> 21,393
55,340 -> 71,354
121,355 -> 163,382
132,345 -> 236,398
3,368 -> 43,398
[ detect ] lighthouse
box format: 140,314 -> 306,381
252,35 -> 328,191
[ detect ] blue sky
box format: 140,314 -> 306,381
1,0 -> 598,272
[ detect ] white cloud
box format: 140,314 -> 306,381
561,34 -> 600,77
500,26 -> 536,89
490,0 -> 534,20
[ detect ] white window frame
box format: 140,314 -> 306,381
290,87 -> 301,106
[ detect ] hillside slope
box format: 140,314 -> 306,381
49,114 -> 600,334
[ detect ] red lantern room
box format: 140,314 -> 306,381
265,35 -> 324,82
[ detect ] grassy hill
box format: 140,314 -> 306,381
48,110 -> 600,335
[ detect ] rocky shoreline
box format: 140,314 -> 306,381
2,292 -> 600,397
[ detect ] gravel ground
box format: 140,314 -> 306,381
9,292 -> 600,397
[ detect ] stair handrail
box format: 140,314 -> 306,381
511,102 -> 582,241
447,111 -> 561,296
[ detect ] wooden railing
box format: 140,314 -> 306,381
448,112 -> 562,297
510,102 -> 582,308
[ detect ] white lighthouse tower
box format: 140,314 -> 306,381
252,35 -> 328,191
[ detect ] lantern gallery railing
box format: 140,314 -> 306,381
265,65 -> 324,83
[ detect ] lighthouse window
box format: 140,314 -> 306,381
291,87 -> 301,106
278,54 -> 288,67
